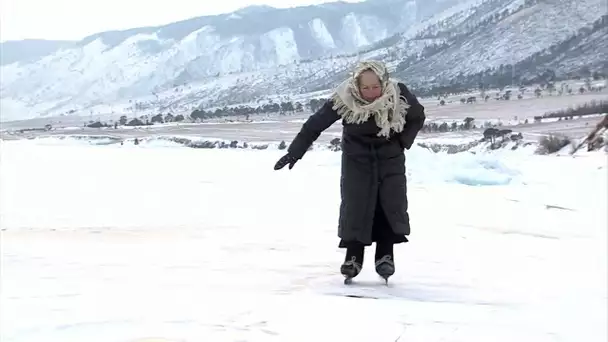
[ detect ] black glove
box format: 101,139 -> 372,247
274,153 -> 298,170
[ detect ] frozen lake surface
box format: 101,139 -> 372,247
1,139 -> 606,342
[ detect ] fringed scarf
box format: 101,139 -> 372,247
330,60 -> 409,138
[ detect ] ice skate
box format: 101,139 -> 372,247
341,256 -> 362,284
375,255 -> 394,284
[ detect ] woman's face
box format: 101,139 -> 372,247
357,70 -> 382,102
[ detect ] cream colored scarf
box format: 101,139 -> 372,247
330,60 -> 409,138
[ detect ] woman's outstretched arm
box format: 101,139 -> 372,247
287,100 -> 341,159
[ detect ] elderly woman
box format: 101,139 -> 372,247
274,60 -> 426,284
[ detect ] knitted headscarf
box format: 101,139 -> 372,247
330,60 -> 409,138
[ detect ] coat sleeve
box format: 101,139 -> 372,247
287,100 -> 341,159
397,83 -> 426,150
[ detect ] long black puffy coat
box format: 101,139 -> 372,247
287,83 -> 426,246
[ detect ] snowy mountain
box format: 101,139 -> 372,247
0,0 -> 605,121
390,0 -> 608,85
0,40 -> 75,66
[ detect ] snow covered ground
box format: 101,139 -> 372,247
1,139 -> 607,342
1,87 -> 606,131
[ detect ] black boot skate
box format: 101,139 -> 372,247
341,245 -> 364,284
375,255 -> 395,284
375,243 -> 395,284
341,256 -> 362,284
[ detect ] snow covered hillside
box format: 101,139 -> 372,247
1,0 -> 605,121
1,140 -> 606,341
391,0 -> 607,83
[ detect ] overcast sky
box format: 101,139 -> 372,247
0,0 -> 362,42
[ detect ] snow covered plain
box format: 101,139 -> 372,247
2,85 -> 606,132
1,139 -> 607,342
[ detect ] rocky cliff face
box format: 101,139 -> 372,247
1,0 -> 605,121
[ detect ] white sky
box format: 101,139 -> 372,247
0,0 -> 362,42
